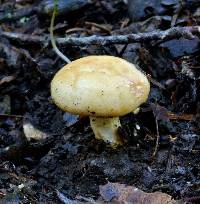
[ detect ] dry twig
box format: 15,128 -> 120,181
152,116 -> 160,159
0,26 -> 199,46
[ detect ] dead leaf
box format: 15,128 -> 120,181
99,183 -> 185,204
23,121 -> 48,141
151,104 -> 194,121
166,112 -> 193,121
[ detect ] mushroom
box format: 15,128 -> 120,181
51,56 -> 150,147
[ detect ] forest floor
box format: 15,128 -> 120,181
0,0 -> 200,203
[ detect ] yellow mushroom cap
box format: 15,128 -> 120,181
51,55 -> 150,117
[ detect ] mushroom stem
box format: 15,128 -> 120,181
89,116 -> 123,147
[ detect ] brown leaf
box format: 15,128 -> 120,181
151,104 -> 194,121
166,112 -> 193,121
99,183 -> 185,204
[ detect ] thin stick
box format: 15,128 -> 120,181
0,114 -> 24,118
0,26 -> 199,46
57,26 -> 200,46
152,117 -> 160,158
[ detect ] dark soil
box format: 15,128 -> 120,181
0,0 -> 200,203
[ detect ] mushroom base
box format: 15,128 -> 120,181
90,116 -> 123,147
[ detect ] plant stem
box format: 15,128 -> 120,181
50,0 -> 71,63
